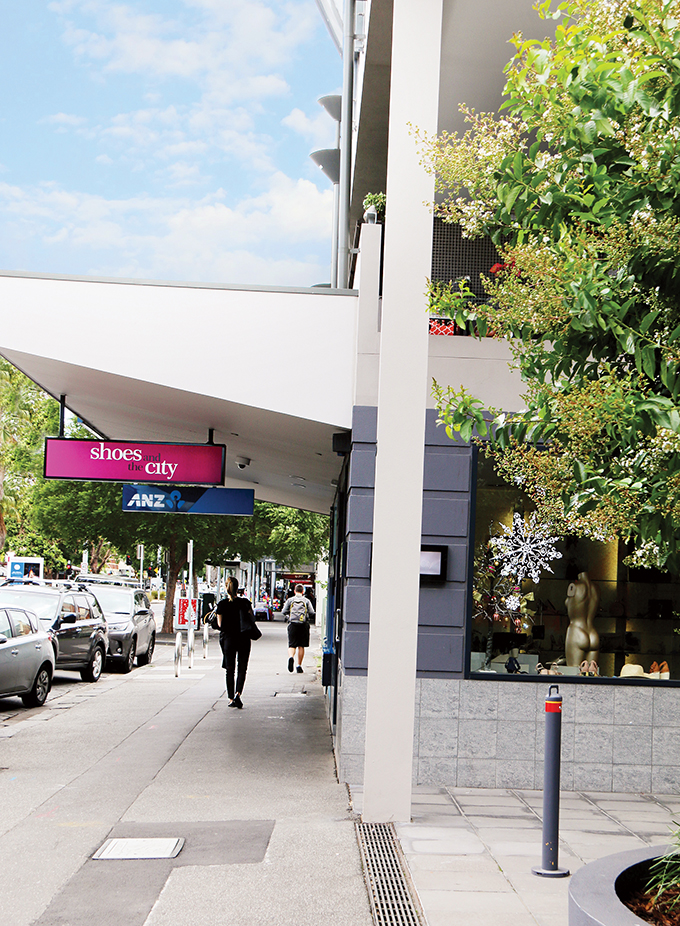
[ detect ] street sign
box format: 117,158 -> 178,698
44,439 -> 226,485
122,485 -> 254,515
175,597 -> 198,630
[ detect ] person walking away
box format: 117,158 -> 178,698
282,584 -> 315,673
216,576 -> 259,708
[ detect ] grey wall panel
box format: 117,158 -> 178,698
349,448 -> 376,488
422,497 -> 469,536
343,629 -> 370,669
419,586 -> 467,627
346,490 -> 375,533
352,405 -> 378,443
344,582 -> 371,622
446,543 -> 468,582
423,450 -> 471,492
417,631 -> 464,673
346,540 -> 372,579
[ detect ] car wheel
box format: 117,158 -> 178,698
137,631 -> 155,666
21,664 -> 52,707
80,645 -> 105,682
120,638 -> 136,674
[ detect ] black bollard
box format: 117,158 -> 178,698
532,684 -> 570,878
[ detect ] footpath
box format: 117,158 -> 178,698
1,622 -> 372,926
2,616 -> 676,926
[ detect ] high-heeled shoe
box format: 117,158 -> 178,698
579,660 -> 589,676
589,661 -> 599,677
658,661 -> 670,679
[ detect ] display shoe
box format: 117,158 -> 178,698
579,660 -> 589,676
658,661 -> 670,679
535,663 -> 549,676
650,661 -> 660,673
589,661 -> 599,677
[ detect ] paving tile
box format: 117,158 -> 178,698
417,889 -> 535,923
410,867 -> 513,893
410,813 -> 472,828
405,854 -> 502,874
410,792 -> 456,804
465,815 -> 540,829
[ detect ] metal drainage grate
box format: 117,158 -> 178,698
93,837 -> 185,860
356,823 -> 423,926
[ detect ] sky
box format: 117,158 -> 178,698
0,1 -> 342,286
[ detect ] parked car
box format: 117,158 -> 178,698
253,600 -> 273,621
0,586 -> 108,682
83,585 -> 155,672
0,606 -> 54,707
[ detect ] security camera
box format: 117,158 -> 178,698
235,456 -> 251,470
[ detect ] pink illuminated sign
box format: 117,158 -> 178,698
44,439 -> 226,485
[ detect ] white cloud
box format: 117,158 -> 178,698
282,107 -> 336,148
0,172 -> 333,286
51,0 -> 316,90
43,112 -> 88,128
94,154 -> 113,164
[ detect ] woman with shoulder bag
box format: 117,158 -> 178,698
215,577 -> 260,709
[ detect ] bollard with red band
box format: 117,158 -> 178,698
532,684 -> 570,878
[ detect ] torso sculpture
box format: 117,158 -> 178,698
565,571 -> 600,666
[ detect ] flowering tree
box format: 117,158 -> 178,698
421,0 -> 680,568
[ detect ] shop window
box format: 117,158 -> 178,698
470,453 -> 680,682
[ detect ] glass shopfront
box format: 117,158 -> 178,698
470,453 -> 680,682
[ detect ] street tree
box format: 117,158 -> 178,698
0,359 -> 58,550
31,470 -> 328,631
420,0 -> 680,568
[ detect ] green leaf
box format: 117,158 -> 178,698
642,346 -> 656,380
459,419 -> 473,443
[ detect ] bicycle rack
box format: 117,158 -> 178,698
174,631 -> 182,677
187,623 -> 194,670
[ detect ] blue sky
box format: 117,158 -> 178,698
0,1 -> 341,285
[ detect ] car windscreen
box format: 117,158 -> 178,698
90,588 -> 132,614
0,591 -> 59,623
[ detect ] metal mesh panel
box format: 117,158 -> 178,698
355,822 -> 423,926
431,217 -> 501,298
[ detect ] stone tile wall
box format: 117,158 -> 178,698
335,674 -> 680,793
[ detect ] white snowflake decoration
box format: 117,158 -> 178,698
505,594 -> 521,611
490,512 -> 562,584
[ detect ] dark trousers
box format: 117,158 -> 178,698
222,634 -> 251,699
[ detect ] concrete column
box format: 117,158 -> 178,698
353,222 -> 382,407
362,0 -> 443,823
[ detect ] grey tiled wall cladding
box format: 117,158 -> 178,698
340,407 -> 471,674
336,675 -> 680,792
333,405 -> 680,793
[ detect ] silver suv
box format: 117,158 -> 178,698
0,607 -> 54,706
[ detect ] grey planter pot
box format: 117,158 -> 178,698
569,844 -> 671,926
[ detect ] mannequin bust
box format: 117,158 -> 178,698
565,572 -> 600,666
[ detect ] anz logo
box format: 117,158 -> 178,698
126,492 -> 175,510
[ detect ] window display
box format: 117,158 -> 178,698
470,455 -> 679,681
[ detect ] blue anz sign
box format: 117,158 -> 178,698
122,485 -> 254,516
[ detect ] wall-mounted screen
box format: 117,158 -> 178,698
420,545 -> 448,583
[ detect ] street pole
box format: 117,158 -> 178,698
187,540 -> 194,669
137,544 -> 144,588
